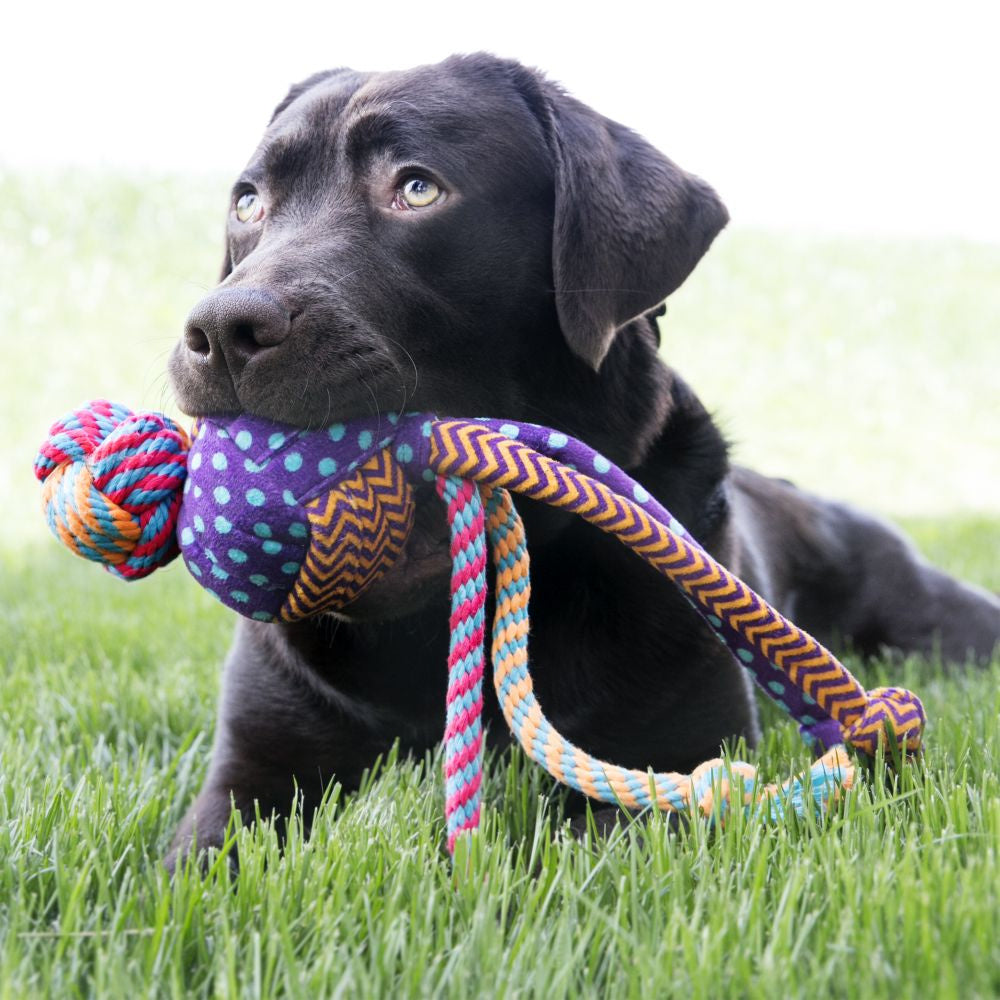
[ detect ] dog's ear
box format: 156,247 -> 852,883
269,68 -> 353,123
523,76 -> 729,369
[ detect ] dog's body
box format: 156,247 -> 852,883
166,54 -> 999,866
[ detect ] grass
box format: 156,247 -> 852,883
1,169 -> 998,998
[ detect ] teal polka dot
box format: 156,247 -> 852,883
668,517 -> 685,536
252,611 -> 273,622
422,420 -> 432,437
357,429 -> 373,449
593,454 -> 611,474
193,515 -> 205,533
253,522 -> 272,538
387,412 -> 399,425
235,430 -> 253,451
268,432 -> 286,449
289,522 -> 308,539
547,431 -> 568,449
197,425 -> 207,439
328,423 -> 346,442
379,436 -> 392,448
183,479 -> 191,494
244,458 -> 265,473
499,423 -> 519,438
800,714 -> 816,726
246,488 -> 266,507
187,561 -> 202,577
249,574 -> 268,586
193,485 -> 203,498
396,443 -> 413,463
281,561 -> 300,575
214,515 -> 232,534
284,452 -> 302,472
180,527 -> 194,546
737,648 -> 755,663
768,681 -> 786,696
211,452 -> 227,470
707,614 -> 722,628
318,457 -> 338,476
203,588 -> 219,601
422,468 -> 436,482
283,489 -> 297,506
210,564 -> 229,581
262,540 -> 282,555
633,484 -> 650,504
230,590 -> 249,604
190,452 -> 202,470
803,693 -> 817,705
213,486 -> 230,505
216,427 -> 229,439
228,548 -> 247,564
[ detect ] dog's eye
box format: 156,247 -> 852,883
395,176 -> 441,210
234,192 -> 264,224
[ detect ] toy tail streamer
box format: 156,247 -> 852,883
36,403 -> 926,853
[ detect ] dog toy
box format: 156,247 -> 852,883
36,400 -> 925,852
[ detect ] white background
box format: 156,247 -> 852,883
3,0 -> 999,241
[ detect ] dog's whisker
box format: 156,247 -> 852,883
356,357 -> 380,422
380,334 -> 420,406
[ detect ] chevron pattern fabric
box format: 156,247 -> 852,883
280,450 -> 414,622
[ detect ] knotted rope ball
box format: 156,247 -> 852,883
36,400 -> 926,851
34,400 -> 189,579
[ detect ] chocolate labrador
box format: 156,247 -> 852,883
166,53 -> 999,867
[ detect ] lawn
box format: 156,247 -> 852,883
1,169 -> 998,998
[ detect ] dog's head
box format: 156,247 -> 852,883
168,54 -> 728,619
169,53 -> 727,433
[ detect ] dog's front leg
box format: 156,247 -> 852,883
165,616 -> 443,873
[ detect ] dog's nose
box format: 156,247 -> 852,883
184,288 -> 291,380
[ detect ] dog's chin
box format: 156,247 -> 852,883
329,487 -> 453,622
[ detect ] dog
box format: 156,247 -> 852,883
166,53 -> 1000,868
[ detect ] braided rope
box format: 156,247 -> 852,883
436,476 -> 487,851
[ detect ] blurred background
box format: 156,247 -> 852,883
3,0 -> 998,557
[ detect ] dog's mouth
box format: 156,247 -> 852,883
169,332 -> 418,433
